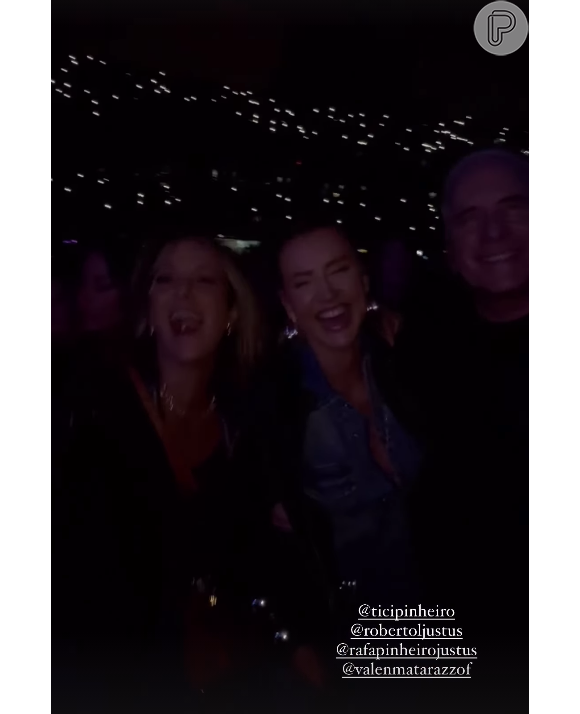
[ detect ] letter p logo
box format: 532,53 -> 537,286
474,3 -> 528,56
488,10 -> 516,46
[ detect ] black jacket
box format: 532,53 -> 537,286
385,292 -> 529,641
53,363 -> 328,713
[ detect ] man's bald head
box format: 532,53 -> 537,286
442,149 -> 529,297
443,150 -> 529,215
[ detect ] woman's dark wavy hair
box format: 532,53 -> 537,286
271,206 -> 365,288
130,227 -> 264,392
74,241 -> 133,291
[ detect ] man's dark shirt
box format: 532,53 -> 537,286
389,290 -> 528,641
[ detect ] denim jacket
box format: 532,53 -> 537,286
296,343 -> 422,600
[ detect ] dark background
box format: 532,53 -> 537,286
52,1 -> 528,258
53,1 -> 528,122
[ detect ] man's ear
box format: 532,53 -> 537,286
279,290 -> 296,324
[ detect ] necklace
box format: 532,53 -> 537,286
160,383 -> 217,420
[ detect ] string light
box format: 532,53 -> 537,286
51,50 -> 529,245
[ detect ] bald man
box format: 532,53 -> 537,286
438,149 -> 529,441
442,149 -> 529,322
408,151 -> 529,679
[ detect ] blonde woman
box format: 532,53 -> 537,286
54,231 -> 323,713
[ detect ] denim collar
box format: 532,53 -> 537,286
295,339 -> 374,408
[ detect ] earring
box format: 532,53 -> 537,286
366,300 -> 378,312
226,322 -> 232,336
284,324 -> 298,340
149,325 -> 155,337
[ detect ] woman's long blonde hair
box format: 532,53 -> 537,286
131,234 -> 263,386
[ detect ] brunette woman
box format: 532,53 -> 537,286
52,264 -> 73,390
68,244 -> 131,373
265,218 -> 424,608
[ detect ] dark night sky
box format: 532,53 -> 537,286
53,0 -> 528,126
